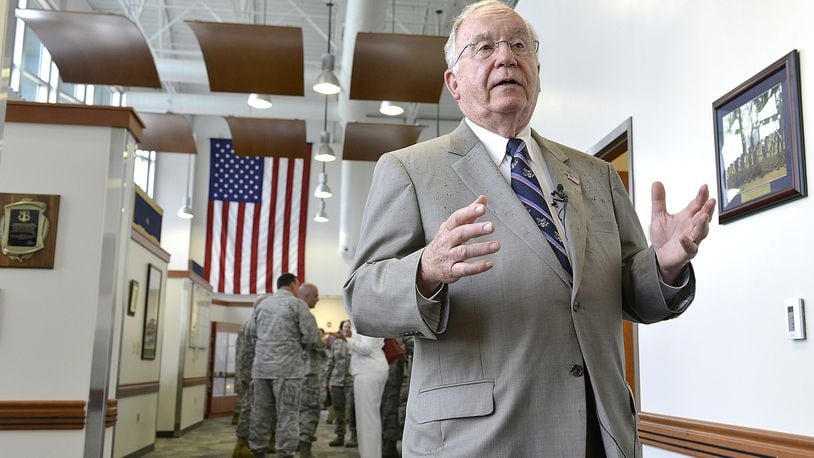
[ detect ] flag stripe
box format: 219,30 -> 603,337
282,157 -> 295,277
297,151 -> 311,277
266,157 -> 280,290
273,159 -> 288,283
233,202 -> 245,294
218,201 -> 229,292
204,199 -> 215,280
250,200 -> 261,294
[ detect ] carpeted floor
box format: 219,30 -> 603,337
145,410 -> 363,458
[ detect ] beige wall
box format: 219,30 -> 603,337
311,295 -> 350,334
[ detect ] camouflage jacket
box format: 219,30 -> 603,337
235,318 -> 255,386
251,289 -> 320,379
325,337 -> 352,387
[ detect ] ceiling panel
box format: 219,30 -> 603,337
188,21 -> 304,95
342,122 -> 425,161
224,116 -> 308,157
18,9 -> 161,88
138,113 -> 197,154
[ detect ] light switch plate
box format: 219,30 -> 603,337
785,298 -> 806,340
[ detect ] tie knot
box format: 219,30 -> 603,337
507,138 -> 527,159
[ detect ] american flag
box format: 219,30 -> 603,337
204,138 -> 311,294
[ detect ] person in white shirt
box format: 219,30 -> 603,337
347,324 -> 389,458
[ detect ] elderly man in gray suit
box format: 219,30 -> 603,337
344,1 -> 716,457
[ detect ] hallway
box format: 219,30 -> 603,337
145,411 -> 362,458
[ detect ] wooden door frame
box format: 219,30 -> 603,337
587,117 -> 640,406
206,321 -> 241,418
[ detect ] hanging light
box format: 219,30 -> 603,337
379,100 -> 404,116
178,195 -> 194,219
313,199 -> 329,222
313,2 -> 341,95
247,93 -> 272,109
178,154 -> 194,219
314,54 -> 341,95
314,130 -> 336,162
314,172 -> 333,198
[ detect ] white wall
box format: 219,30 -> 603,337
156,278 -> 186,432
156,152 -> 194,271
0,122 -> 131,456
114,239 -> 168,457
517,0 -> 813,441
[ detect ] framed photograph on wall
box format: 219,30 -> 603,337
127,279 -> 139,317
713,49 -> 806,224
141,264 -> 163,360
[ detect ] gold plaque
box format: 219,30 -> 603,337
1,199 -> 50,261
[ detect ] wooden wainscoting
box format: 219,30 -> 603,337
640,412 -> 814,457
0,400 -> 86,430
105,399 -> 118,428
117,381 -> 161,398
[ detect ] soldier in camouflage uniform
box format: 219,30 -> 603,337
297,283 -> 327,458
380,338 -> 406,457
325,319 -> 357,447
249,273 -> 321,458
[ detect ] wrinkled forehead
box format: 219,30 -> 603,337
458,9 -> 531,44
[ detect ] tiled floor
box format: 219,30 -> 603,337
145,410 -> 363,458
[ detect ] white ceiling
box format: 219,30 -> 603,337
72,0 -> 477,131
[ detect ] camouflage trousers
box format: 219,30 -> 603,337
236,380 -> 276,441
381,357 -> 405,442
329,384 -> 356,436
249,378 -> 300,456
235,380 -> 251,439
299,373 -> 321,443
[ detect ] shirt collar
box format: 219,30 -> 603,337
464,118 -> 534,166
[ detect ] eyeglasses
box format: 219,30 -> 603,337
453,38 -> 540,67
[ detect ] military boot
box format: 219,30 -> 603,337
298,441 -> 312,458
328,434 -> 344,447
345,432 -> 358,448
233,438 -> 253,458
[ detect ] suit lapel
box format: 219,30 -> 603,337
534,133 -> 587,295
449,122 -> 572,285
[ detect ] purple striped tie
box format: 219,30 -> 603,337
508,138 -> 573,280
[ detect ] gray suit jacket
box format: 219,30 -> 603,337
344,121 -> 695,457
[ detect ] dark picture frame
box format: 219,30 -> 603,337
127,279 -> 139,317
713,50 -> 806,224
141,264 -> 163,360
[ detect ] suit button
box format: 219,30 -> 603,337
570,364 -> 584,377
572,301 -> 581,312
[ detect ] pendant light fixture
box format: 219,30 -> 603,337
247,93 -> 272,109
314,170 -> 333,198
314,97 -> 336,162
178,154 -> 194,219
247,2 -> 273,108
313,198 -> 329,222
380,0 -> 404,116
313,2 -> 341,95
379,100 -> 404,116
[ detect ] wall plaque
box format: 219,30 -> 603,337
0,193 -> 60,268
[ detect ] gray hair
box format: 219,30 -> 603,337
443,0 -> 539,70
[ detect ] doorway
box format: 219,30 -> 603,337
587,117 -> 639,400
206,321 -> 241,417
